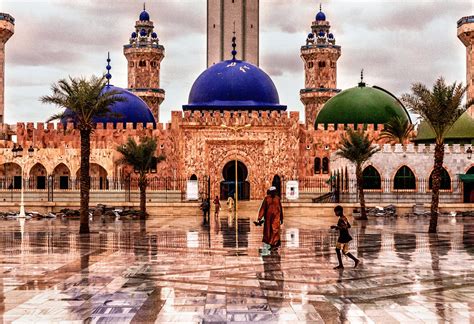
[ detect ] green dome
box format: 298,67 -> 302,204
414,112 -> 474,144
315,85 -> 411,126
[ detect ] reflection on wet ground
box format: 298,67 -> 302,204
0,211 -> 473,323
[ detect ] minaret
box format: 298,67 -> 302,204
300,5 -> 341,127
0,13 -> 14,124
123,4 -> 165,122
207,0 -> 259,67
458,15 -> 474,117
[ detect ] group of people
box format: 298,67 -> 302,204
201,185 -> 360,269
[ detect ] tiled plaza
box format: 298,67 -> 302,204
0,206 -> 473,323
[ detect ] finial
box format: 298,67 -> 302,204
320,3 -> 322,11
358,69 -> 365,87
143,2 -> 146,11
231,21 -> 237,60
105,52 -> 112,86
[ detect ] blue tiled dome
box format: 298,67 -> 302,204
183,60 -> 286,111
307,33 -> 314,39
140,28 -> 147,37
139,10 -> 150,21
131,31 -> 137,38
316,11 -> 326,21
61,85 -> 155,125
151,32 -> 157,38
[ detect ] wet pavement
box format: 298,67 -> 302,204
0,208 -> 473,323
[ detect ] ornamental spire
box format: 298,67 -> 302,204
358,69 -> 366,87
105,52 -> 112,86
231,21 -> 237,60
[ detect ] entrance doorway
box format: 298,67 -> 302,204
272,175 -> 282,197
220,160 -> 250,200
463,167 -> 474,203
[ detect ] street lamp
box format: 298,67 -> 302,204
12,144 -> 32,218
467,147 -> 472,160
221,123 -> 251,215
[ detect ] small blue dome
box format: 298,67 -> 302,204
139,10 -> 150,21
140,29 -> 147,37
318,31 -> 325,37
316,11 -> 326,21
183,60 -> 286,111
131,32 -> 137,38
61,85 -> 155,125
328,33 -> 334,39
307,33 -> 314,39
151,32 -> 157,38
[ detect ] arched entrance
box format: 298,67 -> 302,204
53,163 -> 71,190
0,163 -> 22,189
272,174 -> 282,197
29,163 -> 47,189
464,167 -> 474,203
220,160 -> 250,200
76,163 -> 108,190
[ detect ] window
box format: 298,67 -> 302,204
129,62 -> 134,67
322,157 -> 329,174
314,157 -> 321,174
213,24 -> 216,28
251,24 -> 253,28
362,166 -> 381,189
394,166 -> 416,190
330,62 -> 336,68
190,174 -> 197,180
307,62 -> 314,68
139,60 -> 146,67
151,61 -> 157,67
429,167 -> 451,190
318,61 -> 326,68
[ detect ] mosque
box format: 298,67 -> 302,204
0,4 -> 473,204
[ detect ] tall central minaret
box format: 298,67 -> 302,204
207,0 -> 259,67
0,13 -> 14,124
458,15 -> 474,117
300,6 -> 341,127
123,5 -> 165,122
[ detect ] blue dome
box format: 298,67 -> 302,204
139,10 -> 150,21
131,32 -> 137,38
151,32 -> 157,38
140,29 -> 147,37
183,60 -> 286,111
316,11 -> 326,21
318,31 -> 325,37
61,85 -> 155,125
307,32 -> 314,39
328,33 -> 334,39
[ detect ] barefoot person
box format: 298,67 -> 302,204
213,196 -> 221,217
331,205 -> 360,269
256,186 -> 283,251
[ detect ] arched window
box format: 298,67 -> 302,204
314,157 -> 321,174
362,166 -> 381,189
322,157 -> 329,174
139,60 -> 146,67
429,167 -> 451,190
190,174 -> 197,180
129,62 -> 134,67
394,166 -> 416,190
151,61 -> 157,67
307,62 -> 314,69
318,61 -> 326,68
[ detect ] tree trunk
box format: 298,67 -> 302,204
139,173 -> 147,220
356,164 -> 368,220
79,129 -> 91,234
429,142 -> 444,233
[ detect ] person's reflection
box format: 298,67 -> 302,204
261,251 -> 284,310
394,233 -> 416,261
79,234 -> 91,285
463,223 -> 474,257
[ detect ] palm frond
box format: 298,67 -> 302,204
336,129 -> 380,167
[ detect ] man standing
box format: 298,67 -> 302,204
256,186 -> 283,251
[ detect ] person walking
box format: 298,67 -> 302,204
200,198 -> 210,224
256,186 -> 283,251
227,194 -> 235,213
213,195 -> 221,218
331,205 -> 360,269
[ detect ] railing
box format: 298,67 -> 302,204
0,176 -> 210,203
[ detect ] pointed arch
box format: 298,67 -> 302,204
0,163 -> 22,189
322,157 -> 329,174
53,163 -> 71,190
190,174 -> 198,180
314,157 -> 321,174
429,167 -> 451,190
29,163 -> 47,189
394,165 -> 416,190
362,165 -> 381,190
76,163 -> 108,190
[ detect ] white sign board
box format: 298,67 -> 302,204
186,180 -> 199,201
286,180 -> 299,200
285,228 -> 300,248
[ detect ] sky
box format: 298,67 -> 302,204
1,0 -> 473,124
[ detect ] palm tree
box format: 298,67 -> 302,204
402,77 -> 473,233
117,137 -> 165,218
41,76 -> 124,234
337,129 -> 380,220
379,116 -> 414,144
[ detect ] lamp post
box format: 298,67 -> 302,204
221,124 -> 251,216
467,147 -> 472,160
11,144 -> 28,218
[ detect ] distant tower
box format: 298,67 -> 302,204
207,0 -> 259,67
124,5 -> 165,122
300,6 -> 341,127
0,13 -> 14,124
458,15 -> 474,117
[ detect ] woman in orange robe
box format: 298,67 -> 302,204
257,187 -> 283,250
